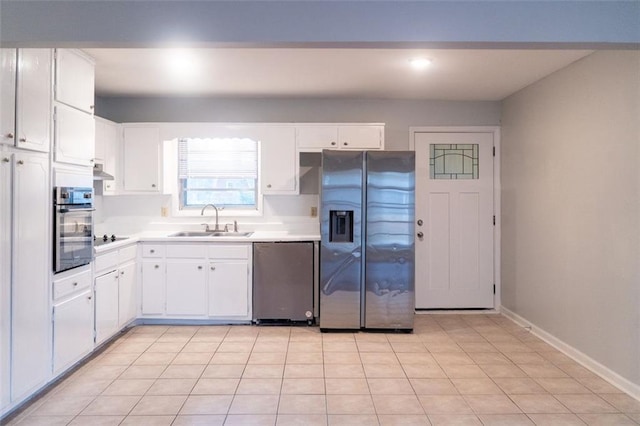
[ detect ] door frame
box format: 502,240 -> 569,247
409,126 -> 501,309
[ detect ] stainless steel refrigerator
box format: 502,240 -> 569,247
320,150 -> 415,331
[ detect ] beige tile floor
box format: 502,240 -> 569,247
5,314 -> 640,426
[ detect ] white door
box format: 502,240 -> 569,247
414,132 -> 494,309
122,126 -> 160,192
208,261 -> 249,317
1,49 -> 17,146
54,103 -> 95,166
141,260 -> 165,315
54,49 -> 95,114
166,261 -> 207,316
118,261 -> 137,326
53,290 -> 93,374
11,151 -> 51,400
94,270 -> 119,344
15,49 -> 52,153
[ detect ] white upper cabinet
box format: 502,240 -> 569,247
1,49 -> 17,147
261,126 -> 298,194
337,125 -> 383,149
95,117 -> 120,194
54,49 -> 95,114
296,124 -> 384,151
15,49 -> 52,153
123,126 -> 160,192
54,103 -> 95,166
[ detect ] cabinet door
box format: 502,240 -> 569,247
1,49 -> 17,146
94,270 -> 119,345
141,260 -> 165,315
261,127 -> 297,194
54,104 -> 95,166
0,149 -> 11,410
15,49 -> 51,153
296,126 -> 338,150
55,49 -> 95,114
166,261 -> 207,316
11,151 -> 50,400
53,290 -> 93,374
123,126 -> 160,192
118,261 -> 137,326
208,261 -> 249,317
101,119 -> 120,194
338,125 -> 383,149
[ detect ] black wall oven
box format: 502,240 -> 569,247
54,186 -> 94,273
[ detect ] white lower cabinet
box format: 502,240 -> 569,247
52,267 -> 93,375
166,261 -> 207,316
53,289 -> 93,375
140,243 -> 252,321
118,261 -> 137,326
94,270 -> 119,345
208,261 -> 249,317
141,260 -> 165,315
94,243 -> 138,345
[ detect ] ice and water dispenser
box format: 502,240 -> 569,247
329,210 -> 354,243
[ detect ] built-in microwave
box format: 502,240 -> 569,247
53,186 -> 94,274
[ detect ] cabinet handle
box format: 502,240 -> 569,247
87,296 -> 92,300
73,282 -> 78,286
417,232 -> 424,238
2,158 -> 9,163
5,133 -> 13,139
266,184 -> 272,188
210,266 -> 215,271
151,184 -> 156,188
150,249 -> 155,253
16,160 -> 24,165
197,265 -> 203,270
343,142 -> 348,146
90,105 -> 95,110
154,264 -> 159,269
19,138 -> 26,142
120,271 -> 125,275
331,141 -> 336,146
417,219 -> 423,226
114,275 -> 118,280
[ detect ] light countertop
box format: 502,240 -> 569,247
94,231 -> 320,254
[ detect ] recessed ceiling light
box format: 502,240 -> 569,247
409,57 -> 433,70
164,49 -> 198,75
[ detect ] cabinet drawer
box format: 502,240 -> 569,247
94,250 -> 118,275
53,269 -> 92,300
118,244 -> 137,263
142,244 -> 165,258
166,244 -> 207,259
208,244 -> 250,259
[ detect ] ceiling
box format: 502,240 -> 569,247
85,48 -> 593,101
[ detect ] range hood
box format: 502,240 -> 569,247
93,164 -> 114,181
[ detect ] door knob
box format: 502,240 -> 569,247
417,232 -> 424,238
2,158 -> 9,163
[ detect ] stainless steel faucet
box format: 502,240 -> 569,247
200,204 -> 223,231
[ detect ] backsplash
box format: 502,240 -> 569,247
94,193 -> 320,236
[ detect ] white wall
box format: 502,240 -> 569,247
501,51 -> 640,387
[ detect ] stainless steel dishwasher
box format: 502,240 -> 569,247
253,242 -> 316,324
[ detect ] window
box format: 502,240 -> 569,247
178,137 -> 258,210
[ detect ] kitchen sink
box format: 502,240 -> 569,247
168,231 -> 253,237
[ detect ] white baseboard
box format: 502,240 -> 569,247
500,305 -> 640,401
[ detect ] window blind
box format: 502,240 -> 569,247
177,138 -> 258,179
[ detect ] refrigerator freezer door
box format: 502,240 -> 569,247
320,150 -> 364,330
364,151 -> 415,330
